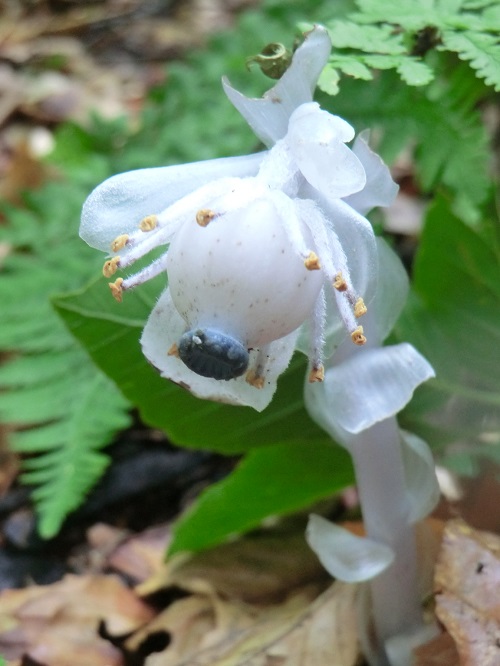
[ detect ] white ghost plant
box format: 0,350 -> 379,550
80,27 -> 394,411
80,26 -> 439,665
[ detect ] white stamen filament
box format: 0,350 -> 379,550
121,253 -> 170,291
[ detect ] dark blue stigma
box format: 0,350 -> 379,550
178,328 -> 249,380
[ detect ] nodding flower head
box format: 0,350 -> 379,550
80,26 -> 398,411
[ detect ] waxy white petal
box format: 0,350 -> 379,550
140,288 -> 298,411
401,431 -> 440,523
309,343 -> 435,436
343,132 -> 399,215
288,103 -> 366,199
80,152 -> 264,252
306,514 -> 394,582
373,238 -> 409,342
223,26 -> 332,147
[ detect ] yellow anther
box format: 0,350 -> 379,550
333,272 -> 347,291
110,234 -> 129,252
196,208 -> 216,227
246,369 -> 265,389
167,343 -> 179,357
304,251 -> 321,271
109,278 -> 124,303
103,256 -> 120,277
354,297 -> 367,318
351,326 -> 367,346
308,365 -> 325,383
139,214 -> 158,231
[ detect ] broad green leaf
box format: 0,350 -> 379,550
169,440 -> 354,555
396,196 -> 500,465
54,278 -> 331,455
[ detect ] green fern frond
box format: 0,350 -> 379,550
328,63 -> 489,212
441,30 -> 500,90
0,180 -> 131,537
9,366 -> 129,537
309,0 -> 500,92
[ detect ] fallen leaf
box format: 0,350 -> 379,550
413,631 -> 460,665
108,523 -> 170,583
128,581 -> 359,666
0,573 -> 154,665
122,519 -> 361,665
434,519 -> 500,665
138,520 -> 330,605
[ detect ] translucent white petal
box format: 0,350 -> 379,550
222,26 -> 332,147
372,238 -> 409,342
343,131 -> 399,215
288,103 -> 366,199
80,152 -> 264,251
290,102 -> 356,143
140,288 -> 298,411
317,343 -> 435,434
306,514 -> 394,583
401,431 -> 440,523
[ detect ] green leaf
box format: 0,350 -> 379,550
353,0 -> 434,29
317,64 -> 342,94
169,440 -> 354,555
441,30 -> 500,90
329,56 -> 373,80
0,175 -> 133,536
1,346 -> 131,537
328,20 -> 406,54
328,66 -> 489,210
314,0 -> 500,93
54,278 -> 331,456
396,58 -> 435,86
396,196 -> 500,467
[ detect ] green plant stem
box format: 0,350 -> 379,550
350,417 -> 422,663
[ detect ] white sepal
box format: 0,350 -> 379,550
401,431 -> 440,523
222,26 -> 332,147
80,152 -> 264,251
288,103 -> 366,199
343,131 -> 399,215
140,288 -> 298,411
308,343 -> 435,437
372,238 -> 409,342
306,514 -> 394,582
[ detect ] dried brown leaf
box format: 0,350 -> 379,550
0,573 -> 154,664
434,519 -> 500,665
413,631 -> 460,665
130,581 -> 360,666
138,523 -> 330,605
108,523 -> 171,583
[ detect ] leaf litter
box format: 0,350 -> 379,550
0,517 -> 363,666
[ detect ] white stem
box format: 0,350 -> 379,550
349,418 -> 422,663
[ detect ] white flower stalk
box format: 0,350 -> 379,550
305,238 -> 438,665
80,26 -> 397,411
